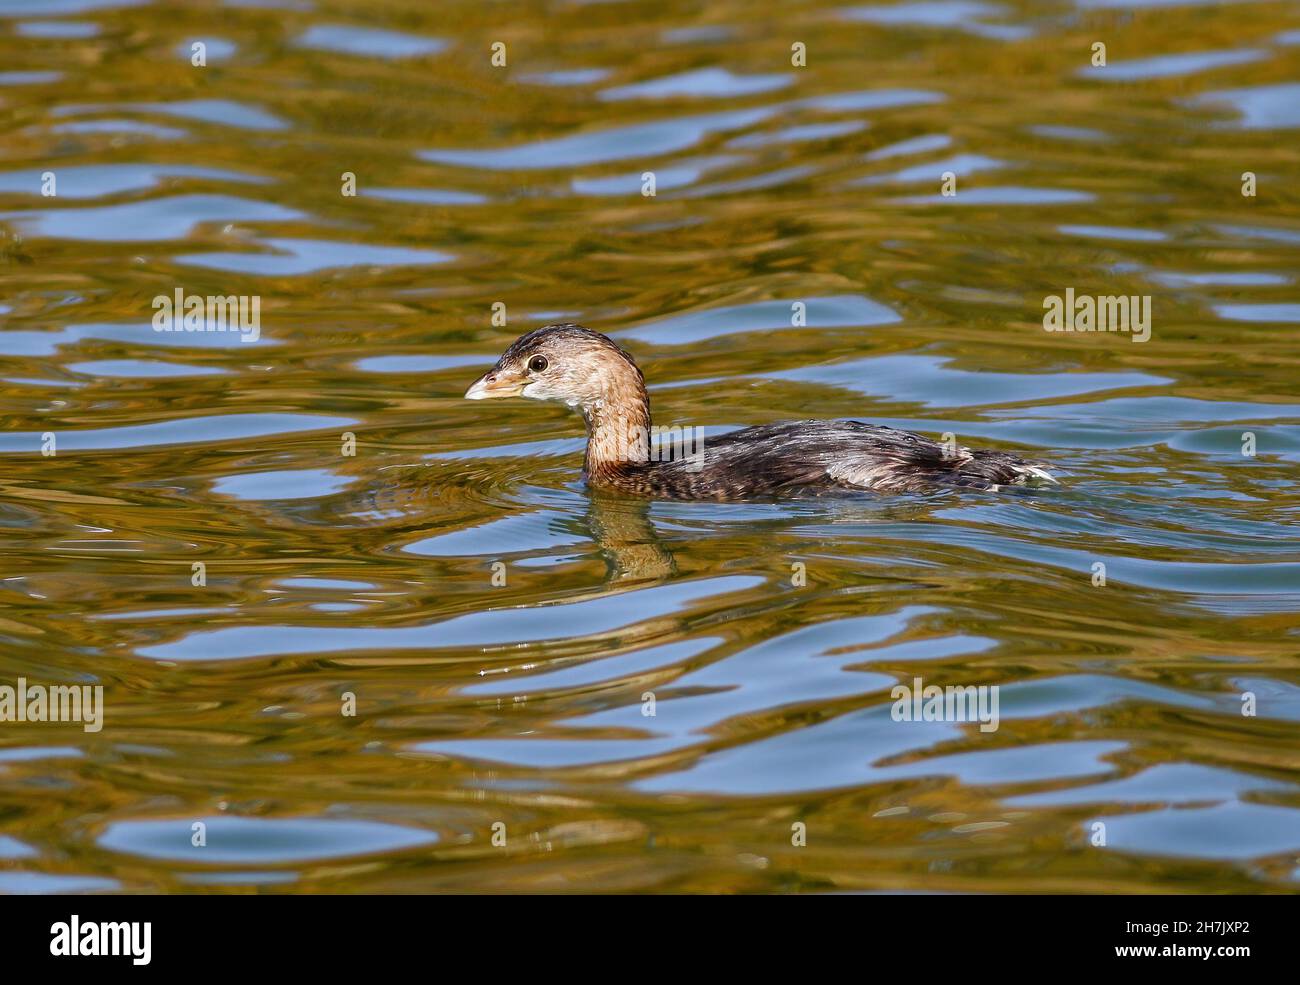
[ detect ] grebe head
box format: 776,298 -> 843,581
464,323 -> 645,415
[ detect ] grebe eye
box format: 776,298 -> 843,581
528,355 -> 549,373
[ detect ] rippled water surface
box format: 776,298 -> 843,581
1,0 -> 1298,893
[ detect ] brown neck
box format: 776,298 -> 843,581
582,378 -> 652,478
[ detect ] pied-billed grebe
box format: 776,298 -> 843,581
465,323 -> 1054,499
